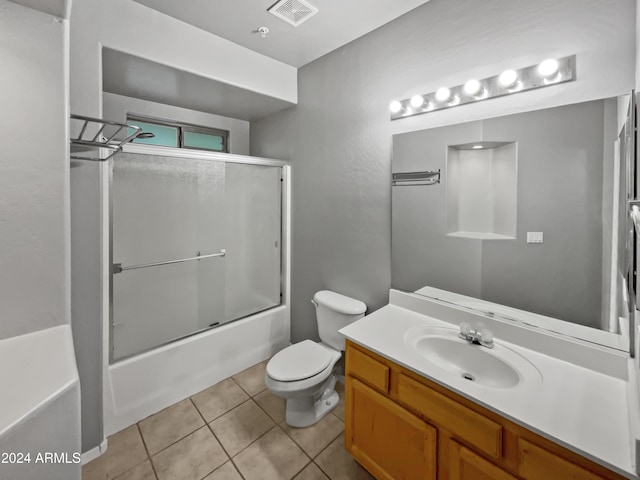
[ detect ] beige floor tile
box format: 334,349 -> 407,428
293,463 -> 329,480
192,378 -> 250,422
314,434 -> 374,480
152,426 -> 227,480
202,461 -> 243,480
332,383 -> 345,421
233,426 -> 309,480
210,400 -> 274,457
82,425 -> 148,480
139,398 -> 205,455
232,361 -> 268,396
114,460 -> 156,480
254,389 -> 286,423
281,414 -> 344,458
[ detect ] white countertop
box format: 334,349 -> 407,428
340,303 -> 637,479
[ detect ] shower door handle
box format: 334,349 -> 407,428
113,249 -> 226,274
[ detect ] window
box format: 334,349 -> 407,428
127,115 -> 229,153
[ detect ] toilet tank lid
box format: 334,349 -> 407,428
314,290 -> 366,315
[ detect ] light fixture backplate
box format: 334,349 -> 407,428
390,55 -> 576,121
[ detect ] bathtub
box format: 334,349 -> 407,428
0,325 -> 81,479
103,305 -> 289,435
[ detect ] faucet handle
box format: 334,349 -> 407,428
459,322 -> 471,338
479,328 -> 494,348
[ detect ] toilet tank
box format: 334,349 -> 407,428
313,290 -> 366,351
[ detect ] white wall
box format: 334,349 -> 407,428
0,0 -> 70,340
251,0 -> 636,343
70,0 -> 297,119
103,93 -> 250,155
390,1 -> 635,135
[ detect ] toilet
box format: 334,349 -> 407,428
265,290 -> 366,427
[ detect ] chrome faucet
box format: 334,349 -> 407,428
459,323 -> 494,349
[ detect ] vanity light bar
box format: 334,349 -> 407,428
389,55 -> 576,121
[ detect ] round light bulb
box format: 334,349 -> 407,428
435,87 -> 451,102
537,58 -> 559,77
410,95 -> 425,108
472,145 -> 483,149
499,69 -> 518,87
464,79 -> 481,96
389,100 -> 402,114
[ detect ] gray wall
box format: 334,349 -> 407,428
0,0 -> 70,340
250,0 -> 635,342
393,101 -> 610,328
70,161 -> 103,452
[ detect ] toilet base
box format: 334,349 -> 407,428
284,376 -> 339,427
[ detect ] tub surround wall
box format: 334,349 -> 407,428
0,3 -> 80,476
102,93 -> 251,156
251,0 -> 636,344
0,0 -> 70,340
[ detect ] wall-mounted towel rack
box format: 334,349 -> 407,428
392,170 -> 440,186
70,114 -> 144,161
113,249 -> 226,274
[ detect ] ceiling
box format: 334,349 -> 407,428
131,0 -> 432,67
9,0 -> 69,18
102,48 -> 295,121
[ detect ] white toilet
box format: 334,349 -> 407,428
265,290 -> 366,427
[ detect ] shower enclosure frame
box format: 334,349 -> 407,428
107,143 -> 291,365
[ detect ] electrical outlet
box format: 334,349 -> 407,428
527,232 -> 543,243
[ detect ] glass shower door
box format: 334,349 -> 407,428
112,152 -> 282,361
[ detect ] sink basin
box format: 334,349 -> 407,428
404,326 -> 541,389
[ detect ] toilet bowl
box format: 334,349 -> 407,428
265,290 -> 366,427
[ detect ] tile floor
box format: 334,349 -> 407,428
82,360 -> 374,480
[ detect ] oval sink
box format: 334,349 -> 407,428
404,326 -> 541,389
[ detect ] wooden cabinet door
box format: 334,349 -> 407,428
449,440 -> 517,480
518,439 -> 603,480
345,376 -> 437,480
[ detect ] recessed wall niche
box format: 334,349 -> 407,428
446,142 -> 517,240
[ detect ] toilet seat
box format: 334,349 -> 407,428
267,340 -> 333,382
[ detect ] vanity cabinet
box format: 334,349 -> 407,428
344,341 -> 625,480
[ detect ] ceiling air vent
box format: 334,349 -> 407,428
268,0 -> 318,27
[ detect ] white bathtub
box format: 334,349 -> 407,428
104,305 -> 290,435
0,325 -> 81,480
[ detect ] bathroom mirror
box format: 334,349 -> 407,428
391,96 -> 635,351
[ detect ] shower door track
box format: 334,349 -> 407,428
108,144 -> 291,365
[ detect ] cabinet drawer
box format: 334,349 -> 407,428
346,345 -> 390,394
449,440 -> 517,480
518,439 -> 601,480
397,373 -> 503,459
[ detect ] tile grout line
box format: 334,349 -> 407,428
136,423 -> 160,480
189,396 -> 242,480
251,391 -> 285,425
312,459 -> 333,480
291,461 -> 314,480
138,416 -> 207,460
228,422 -> 282,460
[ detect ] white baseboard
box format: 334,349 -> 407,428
82,438 -> 108,465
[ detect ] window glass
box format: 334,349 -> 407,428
128,121 -> 179,147
183,131 -> 225,151
126,116 -> 229,153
